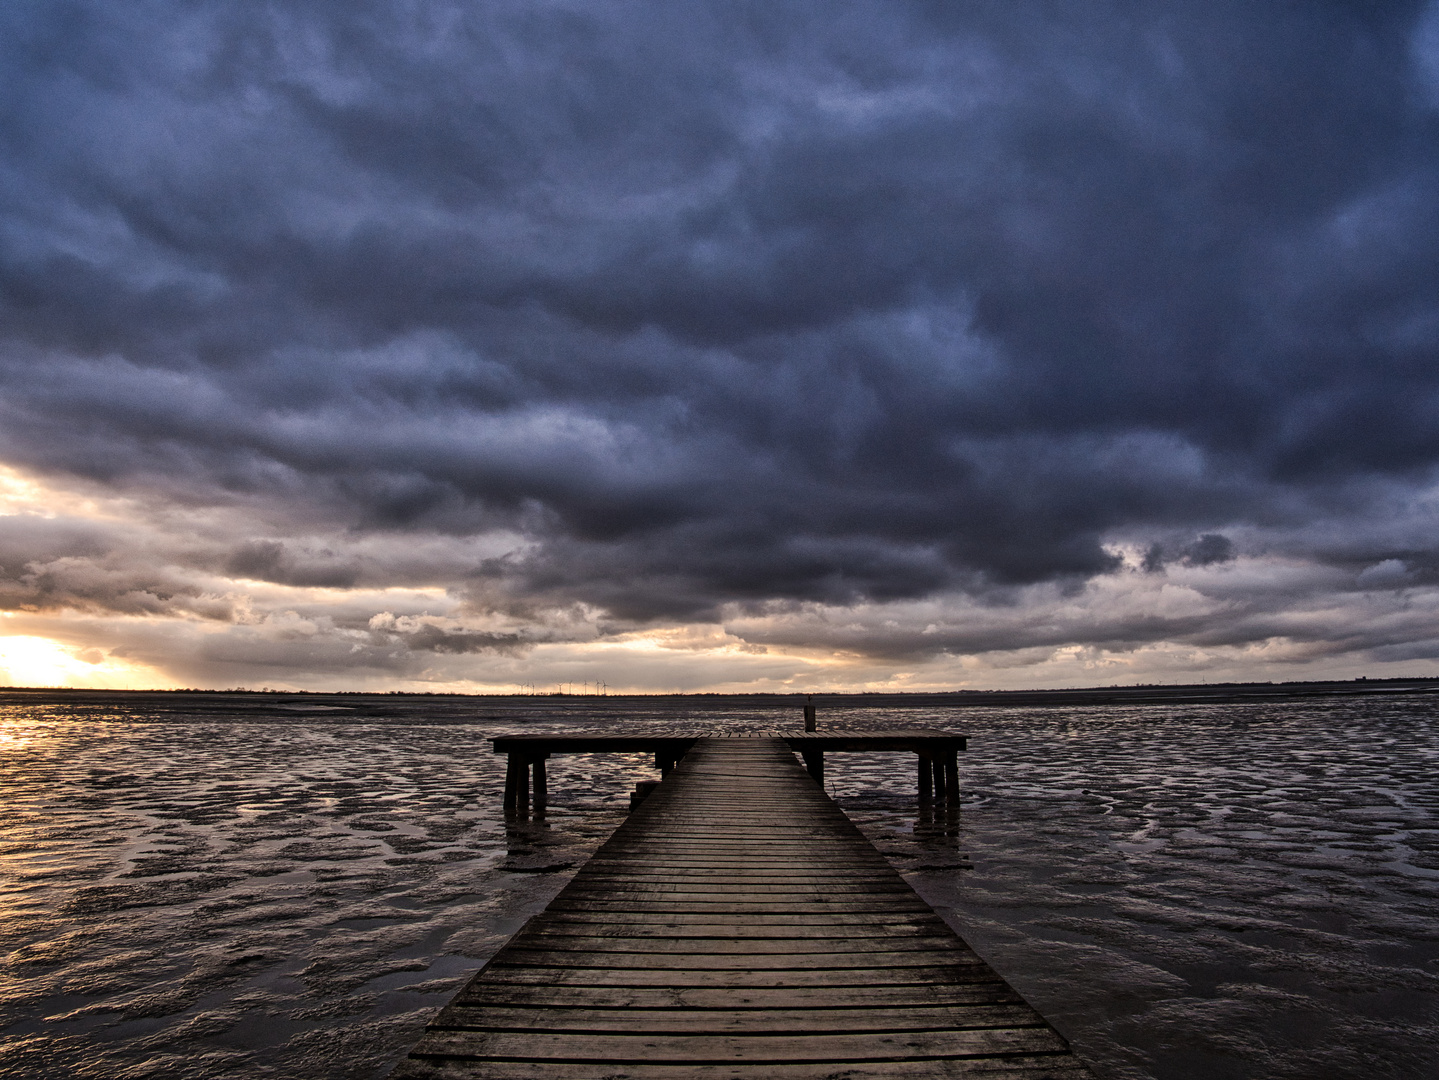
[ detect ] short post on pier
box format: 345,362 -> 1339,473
803,694 -> 817,732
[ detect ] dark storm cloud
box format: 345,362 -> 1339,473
387,624 -> 527,656
2,0 -> 1439,649
226,540 -> 359,589
1142,532 -> 1237,572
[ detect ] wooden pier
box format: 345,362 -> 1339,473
397,737 -> 1092,1078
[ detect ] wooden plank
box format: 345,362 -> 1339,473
471,966 -> 993,989
398,737 -> 1093,1079
553,887 -> 921,900
430,1004 -> 1044,1034
556,879 -> 913,892
560,867 -> 902,879
545,900 -> 941,915
397,1058 -> 1090,1080
451,984 -> 1024,1010
578,849 -> 891,860
529,913 -> 953,929
486,952 -> 985,971
554,876 -> 907,887
503,934 -> 976,955
407,1025 -> 1069,1061
527,923 -> 956,939
522,927 -> 964,943
548,918 -> 946,930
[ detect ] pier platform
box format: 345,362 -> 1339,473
397,737 -> 1092,1079
493,728 -> 967,814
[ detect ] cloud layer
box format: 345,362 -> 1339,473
1,1 -> 1438,688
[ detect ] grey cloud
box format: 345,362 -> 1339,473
390,624 -> 528,656
1182,534 -> 1236,567
0,517 -> 112,578
226,540 -> 359,589
1139,532 -> 1236,572
1,1 -> 1438,665
0,515 -> 226,618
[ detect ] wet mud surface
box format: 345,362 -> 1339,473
1,694 -> 1437,1078
838,701 -> 1439,1080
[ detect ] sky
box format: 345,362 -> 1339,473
2,1 -> 1439,693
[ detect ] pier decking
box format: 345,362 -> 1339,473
397,737 -> 1092,1079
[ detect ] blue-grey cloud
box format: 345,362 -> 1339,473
1,0 -> 1438,669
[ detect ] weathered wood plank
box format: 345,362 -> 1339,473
518,933 -> 965,949
398,1059 -> 1091,1080
489,949 -> 987,971
504,940 -> 970,957
430,1003 -> 1043,1034
577,864 -> 900,875
527,922 -> 956,939
556,882 -> 919,896
472,965 -> 992,989
530,912 -> 952,928
544,901 -> 941,916
546,897 -> 926,911
407,1025 -> 1069,1062
451,983 -> 1024,1010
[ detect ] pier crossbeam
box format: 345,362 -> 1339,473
399,737 -> 1093,1079
494,728 -> 965,815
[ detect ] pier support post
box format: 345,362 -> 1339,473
509,753 -> 526,816
656,751 -> 674,776
943,751 -> 959,806
918,755 -> 933,802
505,752 -> 535,817
802,748 -> 824,787
803,696 -> 816,731
532,755 -> 547,814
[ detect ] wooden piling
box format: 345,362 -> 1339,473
509,753 -> 526,811
943,751 -> 959,805
801,747 -> 824,786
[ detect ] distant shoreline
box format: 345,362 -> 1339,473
2,676 -> 1437,709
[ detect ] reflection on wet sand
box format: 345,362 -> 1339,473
914,800 -> 964,840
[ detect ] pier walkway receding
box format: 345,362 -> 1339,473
396,737 -> 1093,1079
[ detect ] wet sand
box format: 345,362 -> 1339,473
1,692 -> 1436,1078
